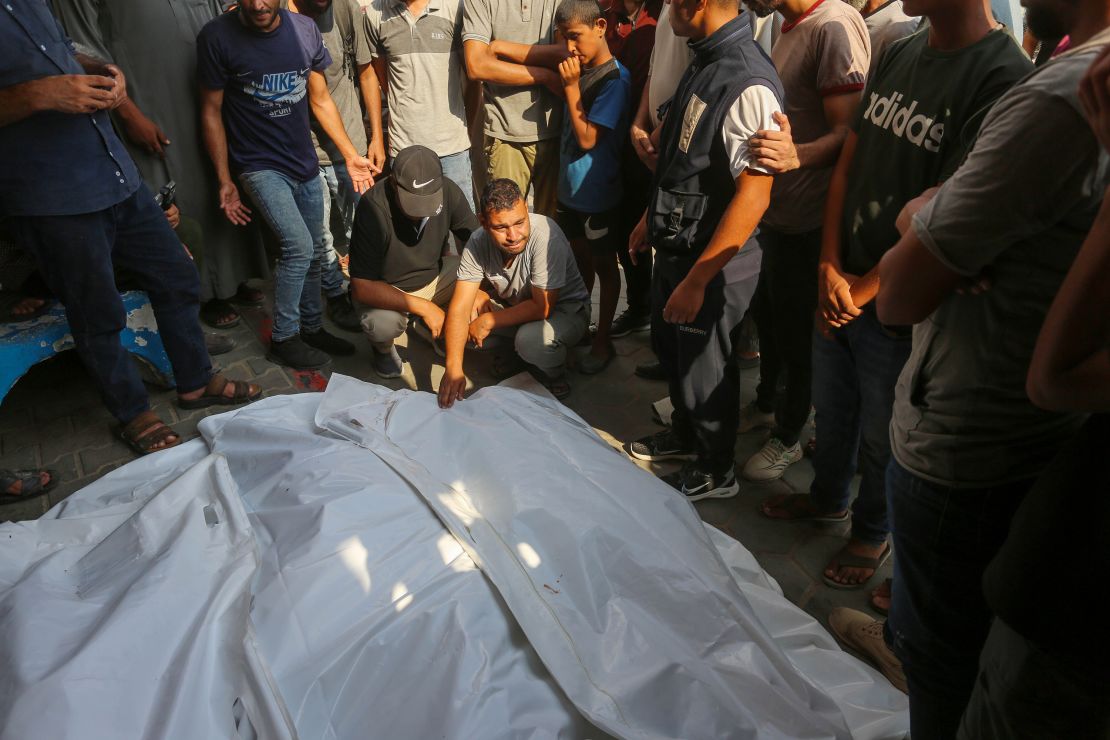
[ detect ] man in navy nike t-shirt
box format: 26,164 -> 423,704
198,0 -> 379,370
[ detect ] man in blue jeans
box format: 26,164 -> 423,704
198,0 -> 379,369
285,0 -> 386,333
759,0 -> 1030,596
1,0 -> 260,454
868,11 -> 1110,735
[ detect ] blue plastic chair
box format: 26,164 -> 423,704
0,291 -> 176,405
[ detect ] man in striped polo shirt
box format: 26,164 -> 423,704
366,0 -> 476,209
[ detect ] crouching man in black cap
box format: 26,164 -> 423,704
348,145 -> 479,378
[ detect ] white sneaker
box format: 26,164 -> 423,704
738,402 -> 775,434
827,608 -> 907,693
742,437 -> 802,481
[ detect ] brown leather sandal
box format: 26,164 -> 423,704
177,374 -> 262,410
119,411 -> 183,456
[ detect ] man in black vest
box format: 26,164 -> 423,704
626,0 -> 784,500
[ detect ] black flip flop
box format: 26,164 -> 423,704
200,298 -> 241,329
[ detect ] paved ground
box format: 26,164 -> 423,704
0,289 -> 887,628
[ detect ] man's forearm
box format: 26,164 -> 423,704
685,175 -> 771,288
848,267 -> 879,307
632,77 -> 653,133
876,230 -> 962,325
200,105 -> 233,184
444,307 -> 470,371
310,94 -> 358,160
564,86 -> 597,150
464,40 -> 557,88
485,298 -> 546,328
489,40 -> 567,67
1027,189 -> 1110,411
358,64 -> 384,151
351,279 -> 434,315
820,136 -> 856,269
796,126 -> 850,171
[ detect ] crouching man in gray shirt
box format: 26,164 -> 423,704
438,178 -> 590,407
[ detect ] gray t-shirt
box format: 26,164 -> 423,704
891,36 -> 1110,488
863,0 -> 919,78
284,0 -> 371,165
462,0 -> 562,142
457,214 -> 590,306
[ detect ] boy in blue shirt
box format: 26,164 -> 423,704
554,0 -> 632,374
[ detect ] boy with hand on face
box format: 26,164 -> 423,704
553,0 -> 633,374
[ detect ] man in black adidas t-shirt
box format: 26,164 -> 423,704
348,146 -> 479,378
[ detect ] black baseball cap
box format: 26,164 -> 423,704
392,145 -> 443,218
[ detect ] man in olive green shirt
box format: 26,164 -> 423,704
461,0 -> 567,216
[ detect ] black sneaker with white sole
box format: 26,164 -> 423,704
610,309 -> 651,338
661,464 -> 739,501
628,428 -> 696,462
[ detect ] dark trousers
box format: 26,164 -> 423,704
810,306 -> 910,545
751,226 -> 821,445
615,159 -> 653,317
652,256 -> 757,474
958,618 -> 1110,740
884,460 -> 1030,740
7,186 -> 210,423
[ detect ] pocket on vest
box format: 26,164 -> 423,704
651,189 -> 708,253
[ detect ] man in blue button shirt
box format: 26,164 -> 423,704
0,0 -> 261,455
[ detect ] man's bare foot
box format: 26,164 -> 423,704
177,374 -> 262,409
119,410 -> 182,455
870,577 -> 892,614
823,539 -> 891,588
11,296 -> 45,316
178,380 -> 247,402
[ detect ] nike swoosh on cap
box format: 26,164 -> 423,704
413,178 -> 434,189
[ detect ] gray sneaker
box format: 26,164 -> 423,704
371,345 -> 404,378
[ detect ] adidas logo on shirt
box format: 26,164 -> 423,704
862,91 -> 945,152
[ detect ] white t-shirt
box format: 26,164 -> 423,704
721,84 -> 781,177
647,3 -> 693,129
720,84 -> 781,282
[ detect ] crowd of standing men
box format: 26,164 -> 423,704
2,0 -> 1110,734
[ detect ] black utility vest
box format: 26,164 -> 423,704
649,13 -> 784,261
